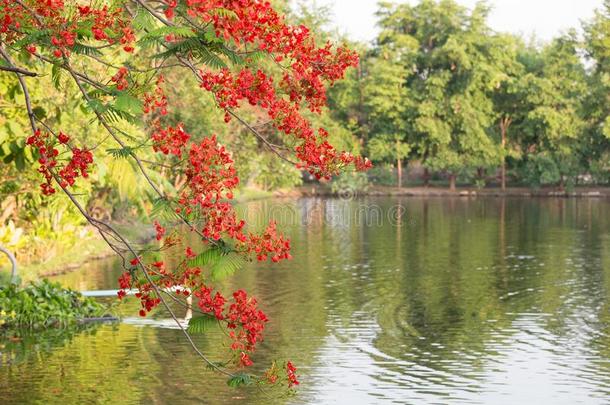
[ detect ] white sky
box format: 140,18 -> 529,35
315,0 -> 604,43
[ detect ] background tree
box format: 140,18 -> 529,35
365,47 -> 411,187
489,34 -> 525,190
375,0 -> 504,190
583,0 -> 610,184
516,34 -> 588,189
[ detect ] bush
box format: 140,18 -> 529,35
589,153 -> 610,185
367,165 -> 397,186
0,280 -> 107,328
331,171 -> 369,195
522,154 -> 561,187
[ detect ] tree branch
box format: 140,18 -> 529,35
0,64 -> 37,77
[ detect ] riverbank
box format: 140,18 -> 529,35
297,184 -> 610,198
12,222 -> 154,283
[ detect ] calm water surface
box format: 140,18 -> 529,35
1,197 -> 610,404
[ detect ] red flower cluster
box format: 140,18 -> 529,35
164,1 -> 369,179
26,129 -> 93,195
143,76 -> 169,116
57,148 -> 93,187
200,67 -> 371,178
153,221 -> 166,241
179,136 -> 241,237
127,256 -> 269,363
0,1 -> 135,57
165,134 -> 291,261
244,222 -> 291,263
135,290 -> 162,317
111,67 -> 129,91
117,271 -> 131,300
0,1 -> 23,44
151,124 -> 191,157
226,289 -> 268,352
163,1 -> 358,109
195,285 -> 226,320
240,352 -> 253,367
286,361 -> 299,387
200,69 -> 275,110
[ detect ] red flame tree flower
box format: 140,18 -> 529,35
0,0 -> 370,391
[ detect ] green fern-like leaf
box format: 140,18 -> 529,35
218,46 -> 244,66
210,253 -> 245,281
203,27 -> 223,44
143,26 -> 197,40
227,373 -> 253,388
153,37 -> 202,59
132,8 -> 157,32
244,50 -> 267,64
150,197 -> 178,221
187,315 -> 217,334
12,30 -> 48,48
103,105 -> 137,124
188,248 -> 223,268
51,64 -> 66,90
194,47 -> 227,69
208,7 -> 238,20
85,98 -> 106,114
106,146 -> 132,159
72,43 -> 103,57
114,93 -> 143,115
153,36 -> 228,69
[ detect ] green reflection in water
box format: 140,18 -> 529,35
1,197 -> 609,404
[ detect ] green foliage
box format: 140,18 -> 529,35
364,47 -> 411,166
331,170 -> 369,194
210,253 -> 245,281
186,314 -> 217,334
252,154 -> 303,191
0,280 -> 107,328
367,135 -> 411,163
374,0 -> 505,178
226,372 -> 253,387
150,197 -> 178,222
589,152 -> 610,185
348,0 -> 609,188
521,153 -> 561,187
188,246 -> 246,281
367,164 -> 397,186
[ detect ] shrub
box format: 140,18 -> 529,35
0,280 -> 107,328
367,165 -> 397,186
331,171 -> 370,195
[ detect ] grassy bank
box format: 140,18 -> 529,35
0,188 -> 296,283
1,221 -> 153,283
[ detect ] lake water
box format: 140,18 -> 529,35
1,197 -> 610,404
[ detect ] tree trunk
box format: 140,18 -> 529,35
449,173 -> 456,191
500,116 -> 512,191
0,197 -> 16,224
423,168 -> 430,188
357,63 -> 367,143
397,158 -> 403,188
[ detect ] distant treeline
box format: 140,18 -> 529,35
324,0 -> 610,189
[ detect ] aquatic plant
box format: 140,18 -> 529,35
0,280 -> 106,328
